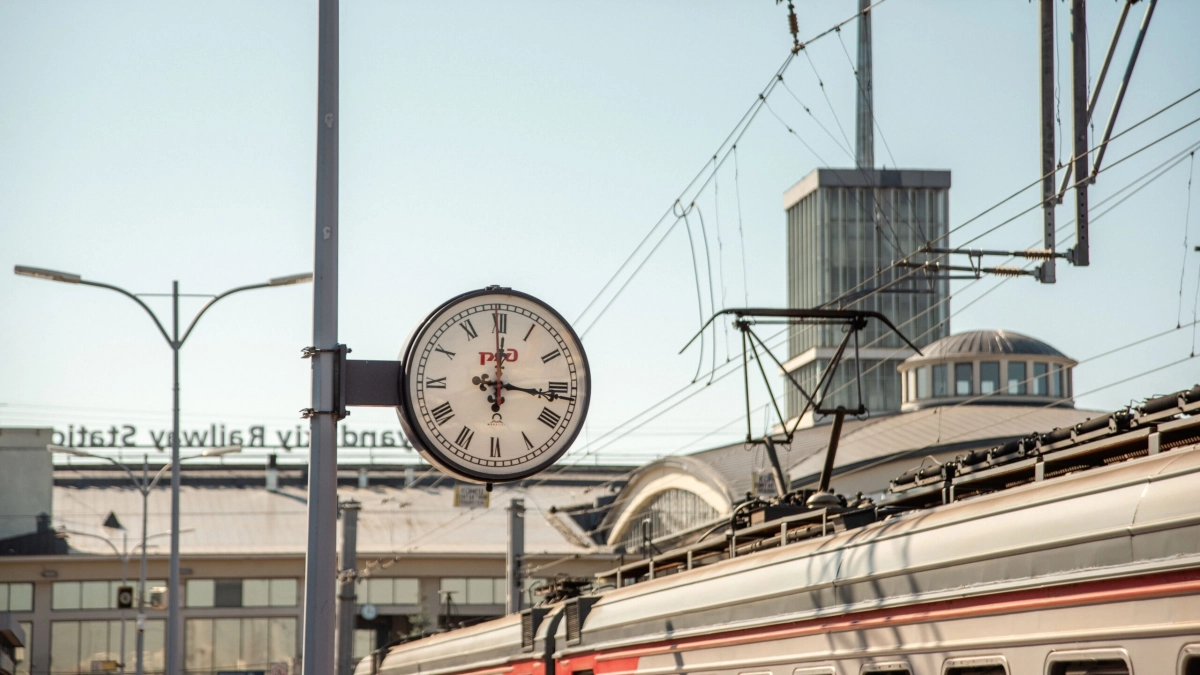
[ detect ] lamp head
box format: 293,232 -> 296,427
15,266 -> 81,284
268,273 -> 314,287
47,445 -> 93,458
201,445 -> 242,458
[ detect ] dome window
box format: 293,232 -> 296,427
955,363 -> 973,396
980,362 -> 1000,394
1007,362 -> 1027,395
1033,362 -> 1049,396
933,364 -> 949,397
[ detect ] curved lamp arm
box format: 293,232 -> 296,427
46,446 -> 142,490
178,273 -> 312,347
78,280 -> 174,347
57,528 -> 124,558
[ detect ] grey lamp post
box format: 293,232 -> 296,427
48,445 -> 238,675
19,264 -> 310,675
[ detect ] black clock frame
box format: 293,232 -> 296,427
395,286 -> 591,484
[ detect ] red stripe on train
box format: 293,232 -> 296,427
555,566 -> 1200,671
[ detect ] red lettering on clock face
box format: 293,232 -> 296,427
479,349 -> 519,366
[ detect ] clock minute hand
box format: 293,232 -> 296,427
500,383 -> 576,402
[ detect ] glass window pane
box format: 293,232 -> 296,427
955,363 -> 973,396
118,619 -> 135,672
242,580 -> 269,608
1007,361 -> 1027,394
53,582 -> 81,610
353,629 -> 374,659
268,617 -> 296,667
0,584 -> 8,612
212,618 -> 241,671
81,581 -> 110,609
143,619 -> 165,673
79,620 -> 109,668
1034,362 -> 1049,395
16,621 -> 31,675
11,583 -> 32,612
440,578 -> 466,605
367,578 -> 392,605
1051,364 -> 1063,397
916,366 -> 929,399
494,579 -> 507,606
269,579 -> 297,607
214,579 -> 242,608
242,618 -> 268,670
187,579 -> 215,608
466,578 -> 493,605
50,621 -> 80,674
393,579 -> 418,605
980,362 -> 1000,394
186,618 -> 213,673
932,364 -> 948,397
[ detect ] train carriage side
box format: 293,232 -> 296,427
554,444 -> 1200,675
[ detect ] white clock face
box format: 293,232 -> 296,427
399,289 -> 590,483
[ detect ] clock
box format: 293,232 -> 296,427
397,287 -> 591,483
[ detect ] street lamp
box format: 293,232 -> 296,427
16,263 -> 309,675
47,445 -> 239,675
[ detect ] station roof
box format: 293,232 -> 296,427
48,467 -> 622,558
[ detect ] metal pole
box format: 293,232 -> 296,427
816,408 -> 847,494
303,0 -> 340,673
136,456 -> 148,675
120,530 -> 128,674
505,499 -> 525,615
1091,0 -> 1157,178
1037,0 -> 1057,284
855,0 -> 873,170
1070,0 -> 1091,267
167,281 -> 183,675
336,501 -> 360,675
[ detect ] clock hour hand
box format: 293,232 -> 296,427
500,383 -> 576,402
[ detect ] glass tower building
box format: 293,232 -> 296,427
782,168 -> 952,422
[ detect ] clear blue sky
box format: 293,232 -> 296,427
2,1 -> 1198,465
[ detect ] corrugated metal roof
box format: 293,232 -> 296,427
688,404 -> 1098,497
51,479 -> 614,557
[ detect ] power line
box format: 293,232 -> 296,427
1178,151 -> 1196,328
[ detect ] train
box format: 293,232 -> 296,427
357,385 -> 1200,675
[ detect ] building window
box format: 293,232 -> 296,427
617,489 -> 720,554
955,363 -> 973,396
185,617 -> 296,674
1051,364 -> 1063,397
1007,362 -> 1027,394
980,361 -> 1000,394
1033,362 -> 1049,395
358,578 -> 419,605
16,621 -> 31,675
932,364 -> 948,397
917,366 -> 930,399
438,578 -> 505,605
53,581 -> 165,611
0,582 -> 34,612
353,629 -> 375,660
51,619 -> 164,674
187,579 -> 298,608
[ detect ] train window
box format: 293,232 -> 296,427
943,654 -> 1008,675
862,663 -> 910,674
1045,648 -> 1131,675
1181,643 -> 1200,675
792,668 -> 834,675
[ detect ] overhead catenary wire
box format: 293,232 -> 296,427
1178,151 -> 1196,328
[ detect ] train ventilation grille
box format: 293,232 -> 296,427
564,597 -> 597,645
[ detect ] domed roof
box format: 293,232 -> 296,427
908,329 -> 1067,362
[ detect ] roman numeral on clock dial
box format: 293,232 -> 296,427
522,432 -> 534,450
548,381 -> 569,394
490,437 -> 501,457
492,313 -> 507,334
537,407 -> 562,428
460,319 -> 478,340
426,377 -> 447,389
431,402 -> 454,426
435,345 -> 455,360
455,426 -> 474,449
541,349 -> 561,363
